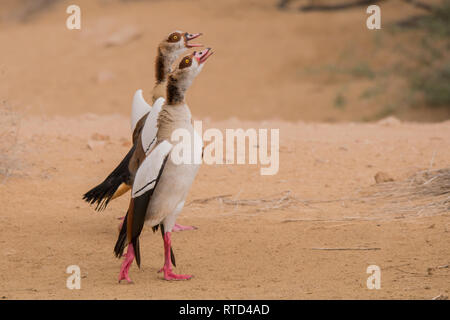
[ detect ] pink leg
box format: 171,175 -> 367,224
118,244 -> 135,283
160,232 -> 192,280
172,223 -> 197,232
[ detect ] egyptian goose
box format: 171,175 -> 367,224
114,48 -> 213,282
82,31 -> 202,212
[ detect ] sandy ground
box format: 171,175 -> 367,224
1,115 -> 449,299
0,0 -> 449,300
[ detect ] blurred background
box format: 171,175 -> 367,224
1,1 -> 450,300
1,0 -> 449,122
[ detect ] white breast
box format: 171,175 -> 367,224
144,123 -> 202,229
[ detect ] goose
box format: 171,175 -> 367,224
83,31 -> 202,233
114,48 -> 213,282
131,31 -> 203,133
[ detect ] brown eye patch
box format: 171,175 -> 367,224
179,56 -> 192,69
168,32 -> 182,43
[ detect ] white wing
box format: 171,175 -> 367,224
132,140 -> 173,198
141,97 -> 165,156
130,89 -> 151,133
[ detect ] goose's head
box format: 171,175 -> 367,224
160,31 -> 203,58
166,48 -> 213,104
176,48 -> 213,79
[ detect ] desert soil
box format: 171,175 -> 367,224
0,0 -> 449,299
1,115 -> 449,299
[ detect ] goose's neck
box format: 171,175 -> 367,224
166,75 -> 188,105
155,48 -> 176,85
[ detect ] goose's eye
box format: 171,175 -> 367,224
168,33 -> 181,42
179,56 -> 192,69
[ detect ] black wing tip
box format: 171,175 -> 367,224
170,247 -> 176,267
132,238 -> 141,268
113,237 -> 125,258
82,183 -> 117,211
82,196 -> 109,211
113,213 -> 141,269
114,214 -> 128,258
83,145 -> 135,211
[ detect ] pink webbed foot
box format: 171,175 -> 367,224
159,231 -> 193,280
118,244 -> 135,283
161,266 -> 193,281
172,223 -> 197,232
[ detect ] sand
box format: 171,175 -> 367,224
1,115 -> 449,299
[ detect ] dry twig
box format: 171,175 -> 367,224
310,247 -> 381,251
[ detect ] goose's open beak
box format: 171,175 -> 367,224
195,47 -> 213,64
185,32 -> 203,48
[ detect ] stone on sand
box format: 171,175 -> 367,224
374,171 -> 394,184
